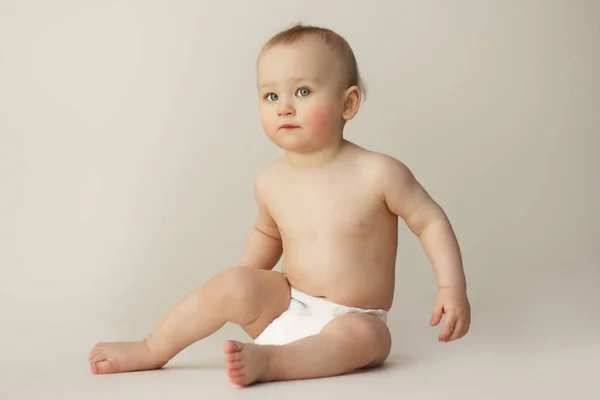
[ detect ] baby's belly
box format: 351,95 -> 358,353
281,239 -> 397,310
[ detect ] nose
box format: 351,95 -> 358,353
277,97 -> 295,117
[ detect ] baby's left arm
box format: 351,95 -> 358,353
379,156 -> 471,342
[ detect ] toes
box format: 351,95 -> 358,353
89,343 -> 105,357
225,350 -> 243,362
90,361 -> 103,374
227,360 -> 243,370
223,340 -> 243,354
89,349 -> 104,360
89,353 -> 107,364
230,375 -> 250,387
223,340 -> 260,388
227,367 -> 245,377
92,360 -> 116,375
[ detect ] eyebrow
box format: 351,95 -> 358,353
259,77 -> 316,90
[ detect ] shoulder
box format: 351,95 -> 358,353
368,151 -> 411,175
254,157 -> 286,200
352,146 -> 416,191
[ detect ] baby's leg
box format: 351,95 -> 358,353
89,267 -> 290,374
223,313 -> 391,387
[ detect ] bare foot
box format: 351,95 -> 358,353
223,340 -> 271,387
89,340 -> 167,374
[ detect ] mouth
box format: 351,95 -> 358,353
279,124 -> 300,130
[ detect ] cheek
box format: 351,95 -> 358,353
259,108 -> 278,137
303,102 -> 340,137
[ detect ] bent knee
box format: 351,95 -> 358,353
353,315 -> 390,348
208,266 -> 288,326
325,314 -> 392,364
214,266 -> 261,305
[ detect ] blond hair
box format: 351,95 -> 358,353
261,23 -> 366,98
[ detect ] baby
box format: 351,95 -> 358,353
89,24 -> 471,387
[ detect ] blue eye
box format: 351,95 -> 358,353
265,93 -> 278,102
297,88 -> 311,97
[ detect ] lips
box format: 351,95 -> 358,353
279,124 -> 300,130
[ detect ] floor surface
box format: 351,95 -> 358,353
2,333 -> 598,400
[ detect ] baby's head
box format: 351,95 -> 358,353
256,24 -> 364,153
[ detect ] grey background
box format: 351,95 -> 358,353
1,0 -> 598,398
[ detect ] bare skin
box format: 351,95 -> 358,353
90,267 -> 292,374
90,36 -> 471,386
263,141 -> 399,310
223,313 -> 391,387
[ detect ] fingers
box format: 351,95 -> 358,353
447,312 -> 471,342
449,318 -> 465,342
430,304 -> 443,326
438,312 -> 457,342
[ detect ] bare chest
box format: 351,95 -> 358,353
267,182 -> 387,239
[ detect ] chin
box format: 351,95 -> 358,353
265,132 -> 312,152
282,139 -> 323,153
272,141 -> 312,153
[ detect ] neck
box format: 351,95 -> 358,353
285,138 -> 348,170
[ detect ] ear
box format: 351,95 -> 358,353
342,85 -> 361,121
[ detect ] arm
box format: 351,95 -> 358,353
381,156 -> 470,341
239,172 -> 283,270
382,158 -> 465,289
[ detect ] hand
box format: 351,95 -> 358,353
430,287 -> 471,342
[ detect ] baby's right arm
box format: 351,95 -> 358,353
238,170 -> 282,270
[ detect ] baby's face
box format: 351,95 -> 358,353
257,40 -> 347,153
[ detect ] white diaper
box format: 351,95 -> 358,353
254,287 -> 388,345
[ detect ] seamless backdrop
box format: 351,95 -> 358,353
1,1 -> 598,399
